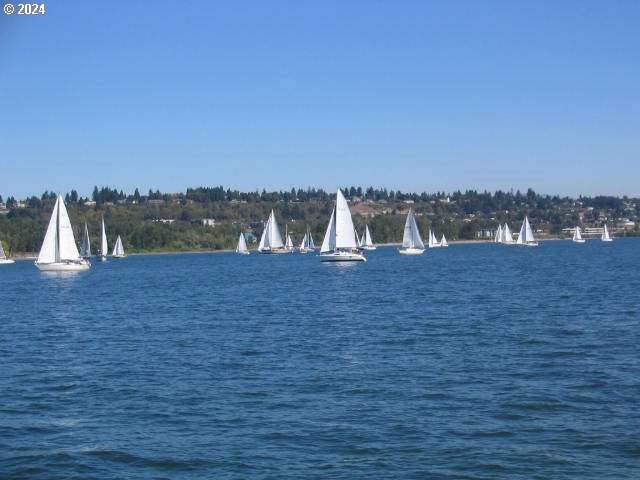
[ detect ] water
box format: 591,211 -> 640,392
1,240 -> 639,479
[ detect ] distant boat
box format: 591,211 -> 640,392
299,226 -> 316,253
440,234 -> 449,247
602,224 -> 613,242
572,226 -> 586,243
35,194 -> 90,271
0,237 -> 15,264
355,227 -> 362,248
502,223 -> 515,244
428,229 -> 440,248
112,235 -> 126,258
96,217 -> 108,262
516,216 -> 538,247
285,225 -> 295,252
495,225 -> 503,243
320,189 -> 366,262
258,210 -> 290,254
398,208 -> 425,255
360,224 -> 376,250
236,232 -> 250,255
80,222 -> 91,258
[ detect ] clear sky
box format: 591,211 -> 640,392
1,1 -> 639,199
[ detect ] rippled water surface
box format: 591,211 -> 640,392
1,240 -> 639,479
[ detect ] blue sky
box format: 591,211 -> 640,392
1,1 -> 639,199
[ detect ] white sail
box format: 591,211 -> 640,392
602,224 -> 612,241
0,240 -> 6,259
307,228 -> 315,249
286,233 -> 294,249
112,235 -> 125,257
299,233 -> 308,250
258,215 -> 270,250
503,223 -> 514,243
495,225 -> 503,243
355,228 -> 362,247
57,198 -> 81,261
320,208 -> 336,253
334,189 -> 358,249
440,234 -> 448,247
573,226 -> 583,241
402,209 -> 424,249
81,223 -> 91,257
517,216 -> 536,245
100,217 -> 108,256
428,229 -> 440,248
361,225 -> 374,247
236,232 -> 248,253
37,197 -> 60,264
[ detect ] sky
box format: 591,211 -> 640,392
1,1 -> 639,199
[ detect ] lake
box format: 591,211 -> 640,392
1,239 -> 639,479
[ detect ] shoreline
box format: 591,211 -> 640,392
8,236 -> 589,259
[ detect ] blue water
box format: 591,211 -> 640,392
1,240 -> 639,479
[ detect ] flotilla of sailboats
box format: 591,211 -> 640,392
17,190 -> 625,271
398,209 -> 425,255
320,189 -> 366,261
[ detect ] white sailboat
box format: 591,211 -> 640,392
601,224 -> 613,242
80,222 -> 91,258
428,229 -> 441,248
35,194 -> 90,271
96,217 -> 108,261
495,225 -> 503,243
284,225 -> 295,252
112,235 -> 126,258
236,232 -> 250,255
516,216 -> 538,247
502,223 -> 515,244
572,226 -> 586,243
398,209 -> 425,255
440,234 -> 449,247
258,210 -> 290,254
299,226 -> 316,253
320,189 -> 366,262
0,238 -> 15,264
360,224 -> 376,250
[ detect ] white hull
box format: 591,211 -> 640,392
112,254 -> 127,259
236,251 -> 250,255
320,251 -> 366,262
602,238 -> 613,242
572,239 -> 586,244
299,248 -> 315,253
398,248 -> 425,255
258,248 -> 292,254
35,260 -> 90,271
362,245 -> 377,251
0,259 -> 15,264
518,242 -> 539,247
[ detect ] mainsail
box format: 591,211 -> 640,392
495,225 -> 503,243
236,232 -> 249,253
81,222 -> 91,257
112,235 -> 125,256
402,209 -> 425,249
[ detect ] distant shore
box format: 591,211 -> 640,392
9,236 -> 587,259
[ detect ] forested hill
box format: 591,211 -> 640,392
0,186 -> 637,254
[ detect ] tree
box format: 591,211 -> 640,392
92,186 -> 99,202
134,188 -> 140,202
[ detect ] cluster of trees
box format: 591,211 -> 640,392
0,186 -> 637,255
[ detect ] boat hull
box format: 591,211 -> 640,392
35,261 -> 90,271
0,259 -> 15,264
299,248 -> 315,254
320,251 -> 366,262
602,238 -> 613,242
112,255 -> 127,259
362,246 -> 377,250
398,248 -> 425,255
258,248 -> 292,254
572,239 -> 586,243
236,251 -> 250,255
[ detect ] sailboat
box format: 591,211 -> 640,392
284,225 -> 295,252
502,223 -> 515,244
96,217 -> 108,262
0,238 -> 15,264
258,210 -> 290,254
440,234 -> 449,247
360,224 -> 376,250
572,226 -> 586,243
112,235 -> 126,258
495,225 -> 503,243
320,189 -> 366,262
35,194 -> 90,271
428,229 -> 440,248
601,224 -> 613,242
236,232 -> 250,255
398,208 -> 425,255
299,226 -> 316,253
516,216 -> 538,247
80,222 -> 91,258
